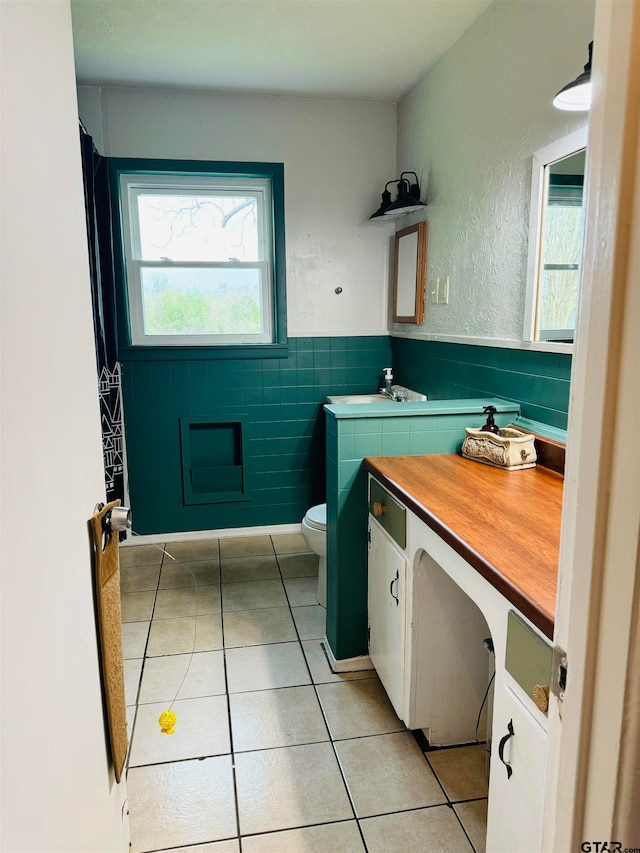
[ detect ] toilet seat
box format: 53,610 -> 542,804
305,503 -> 326,531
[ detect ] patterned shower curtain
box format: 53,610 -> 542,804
80,126 -> 125,505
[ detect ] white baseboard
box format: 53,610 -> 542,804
322,639 -> 374,672
122,522 -> 302,546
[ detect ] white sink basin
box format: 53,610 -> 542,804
327,394 -> 393,404
327,388 -> 427,404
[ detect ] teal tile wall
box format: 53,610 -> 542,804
121,336 -> 392,534
391,339 -> 572,429
325,405 -> 519,660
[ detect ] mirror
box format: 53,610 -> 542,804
393,221 -> 427,324
524,126 -> 588,346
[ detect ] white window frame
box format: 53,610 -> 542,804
119,173 -> 274,346
523,125 -> 588,352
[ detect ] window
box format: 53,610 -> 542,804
113,161 -> 285,350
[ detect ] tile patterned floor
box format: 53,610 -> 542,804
120,532 -> 488,853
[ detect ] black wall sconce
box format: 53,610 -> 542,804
553,41 -> 593,112
370,171 -> 426,220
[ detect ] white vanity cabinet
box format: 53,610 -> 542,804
486,610 -> 554,851
487,685 -> 548,852
367,475 -> 494,739
367,515 -> 408,714
365,465 -> 555,853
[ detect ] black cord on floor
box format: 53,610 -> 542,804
475,671 -> 495,754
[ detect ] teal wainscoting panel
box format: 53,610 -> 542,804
324,403 -> 521,662
120,335 -> 392,534
381,433 -> 413,455
409,432 -> 439,455
391,338 -> 572,429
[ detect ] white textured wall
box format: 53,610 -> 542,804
394,0 -> 594,342
0,2 -> 127,850
77,85 -> 396,337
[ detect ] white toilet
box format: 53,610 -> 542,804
301,503 -> 327,608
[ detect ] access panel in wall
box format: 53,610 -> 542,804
180,416 -> 248,505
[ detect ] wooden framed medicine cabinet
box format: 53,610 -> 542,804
393,221 -> 427,324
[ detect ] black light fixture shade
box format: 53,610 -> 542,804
553,41 -> 593,112
369,181 -> 396,219
384,171 -> 426,217
369,171 -> 426,220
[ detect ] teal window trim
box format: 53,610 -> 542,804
108,158 -> 287,361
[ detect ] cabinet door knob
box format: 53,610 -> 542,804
498,719 -> 515,779
532,684 -> 550,713
372,501 -> 387,517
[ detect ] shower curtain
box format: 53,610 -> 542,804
80,126 -> 125,505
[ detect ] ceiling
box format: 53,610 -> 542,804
70,0 -> 492,102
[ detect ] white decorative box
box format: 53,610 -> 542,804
461,427 -> 537,471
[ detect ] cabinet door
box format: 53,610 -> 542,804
486,685 -> 548,852
368,517 -> 407,717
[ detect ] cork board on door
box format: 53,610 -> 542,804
91,501 -> 128,782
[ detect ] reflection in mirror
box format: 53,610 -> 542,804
525,126 -> 588,348
539,149 -> 585,341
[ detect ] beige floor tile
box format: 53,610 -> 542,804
235,742 -> 352,835
455,800 -> 488,853
242,821 -> 364,852
317,679 -> 405,740
159,842 -> 239,853
122,621 -> 150,659
127,756 -> 236,852
138,651 -> 226,704
147,614 -> 223,656
270,531 -> 311,554
336,732 -> 446,817
120,543 -> 164,568
163,539 -> 219,562
291,605 -> 325,640
124,658 -> 143,706
160,559 -> 220,588
301,640 -> 377,685
427,745 -> 489,802
221,554 -> 279,583
129,695 -> 230,766
230,685 -> 329,752
277,552 -> 318,578
154,584 -> 221,618
120,565 -> 161,593
283,576 -> 318,606
222,579 -> 286,612
360,806 -> 473,853
223,607 -> 296,647
121,590 -> 155,622
220,535 -> 274,558
226,642 -> 310,693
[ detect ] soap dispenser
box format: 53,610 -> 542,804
382,367 -> 393,394
481,405 -> 501,434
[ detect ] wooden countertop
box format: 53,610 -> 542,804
363,454 -> 563,639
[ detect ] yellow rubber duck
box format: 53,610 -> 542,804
158,710 -> 177,734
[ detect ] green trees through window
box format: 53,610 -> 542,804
142,274 -> 261,336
